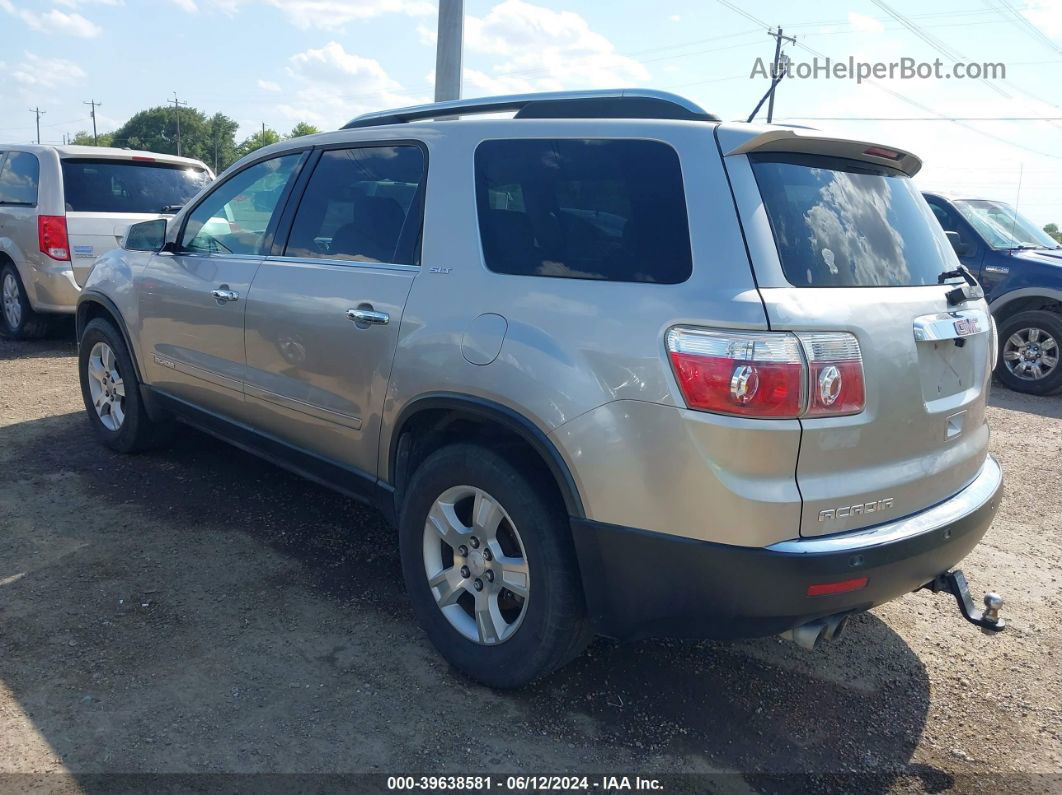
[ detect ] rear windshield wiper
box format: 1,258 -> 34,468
161,204 -> 183,214
938,264 -> 984,306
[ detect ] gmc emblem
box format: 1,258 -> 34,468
953,317 -> 980,336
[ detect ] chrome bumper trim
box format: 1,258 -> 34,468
767,456 -> 1002,555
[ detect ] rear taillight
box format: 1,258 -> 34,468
38,215 -> 70,261
666,327 -> 865,419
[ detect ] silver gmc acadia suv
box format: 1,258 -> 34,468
75,90 -> 1005,688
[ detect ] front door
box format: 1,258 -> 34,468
137,152 -> 304,419
242,144 -> 427,478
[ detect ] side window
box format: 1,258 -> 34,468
928,200 -> 977,253
0,152 -> 40,206
181,154 -> 301,255
474,139 -> 692,284
284,145 -> 426,265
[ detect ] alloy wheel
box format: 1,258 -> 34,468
1003,326 -> 1059,381
86,341 -> 127,431
2,273 -> 21,330
422,485 -> 530,645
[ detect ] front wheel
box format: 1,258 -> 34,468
399,444 -> 591,688
78,318 -> 174,452
995,309 -> 1062,396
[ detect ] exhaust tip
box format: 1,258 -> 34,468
781,614 -> 849,650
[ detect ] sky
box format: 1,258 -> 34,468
1,0 -> 1062,226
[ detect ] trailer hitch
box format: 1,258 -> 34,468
921,570 -> 1005,631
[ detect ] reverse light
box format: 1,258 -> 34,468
38,215 -> 70,261
666,327 -> 865,419
807,577 -> 868,597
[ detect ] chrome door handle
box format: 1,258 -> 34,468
346,308 -> 389,326
211,288 -> 239,303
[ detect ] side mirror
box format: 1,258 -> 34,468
945,230 -> 973,258
124,218 -> 168,252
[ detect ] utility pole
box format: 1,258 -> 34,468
170,92 -> 187,156
434,0 -> 463,103
746,27 -> 796,124
83,99 -> 102,145
29,107 -> 45,144
765,28 -> 796,123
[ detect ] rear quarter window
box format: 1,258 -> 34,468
750,153 -> 951,287
474,139 -> 692,284
0,152 -> 40,206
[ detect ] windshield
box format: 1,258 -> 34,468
750,153 -> 953,287
954,199 -> 1060,250
61,159 -> 212,214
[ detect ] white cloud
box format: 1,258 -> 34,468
53,0 -> 122,7
10,52 -> 87,89
169,0 -> 433,28
669,14 -> 680,22
847,11 -> 885,33
0,1 -> 103,37
280,41 -> 425,127
460,0 -> 649,95
257,79 -> 281,92
1022,0 -> 1062,38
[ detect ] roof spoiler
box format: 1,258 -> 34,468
725,129 -> 922,177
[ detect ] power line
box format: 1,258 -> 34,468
28,107 -> 45,144
783,116 -> 1062,121
984,0 -> 1062,56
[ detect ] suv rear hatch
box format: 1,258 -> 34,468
719,127 -> 993,537
60,156 -> 211,285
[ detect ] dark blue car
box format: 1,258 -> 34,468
924,192 -> 1062,396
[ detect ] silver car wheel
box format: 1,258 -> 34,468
422,485 -> 530,645
1003,327 -> 1059,381
86,341 -> 127,431
2,272 -> 22,329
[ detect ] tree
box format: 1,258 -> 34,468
288,122 -> 321,138
206,112 -> 240,173
1045,223 -> 1062,244
237,127 -> 282,157
69,130 -> 114,147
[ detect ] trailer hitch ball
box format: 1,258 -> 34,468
983,592 -> 1003,625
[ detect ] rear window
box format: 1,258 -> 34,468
750,153 -> 949,287
475,139 -> 692,284
61,159 -> 212,214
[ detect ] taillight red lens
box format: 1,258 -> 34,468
38,215 -> 70,261
667,327 -> 865,419
667,328 -> 805,418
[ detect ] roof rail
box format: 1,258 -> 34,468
341,89 -> 719,129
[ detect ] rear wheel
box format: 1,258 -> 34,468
995,309 -> 1062,396
399,443 -> 591,688
0,263 -> 50,340
78,318 -> 174,452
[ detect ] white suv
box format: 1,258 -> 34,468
0,145 -> 212,338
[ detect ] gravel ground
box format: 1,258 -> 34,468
0,333 -> 1059,793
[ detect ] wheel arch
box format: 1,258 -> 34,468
990,288 -> 1062,325
387,394 -> 585,520
76,291 -> 143,382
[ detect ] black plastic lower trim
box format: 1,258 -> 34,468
152,388 -> 396,524
570,479 -> 1002,641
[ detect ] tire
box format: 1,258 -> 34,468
0,262 -> 51,340
399,443 -> 592,688
78,317 -> 174,453
995,309 -> 1062,396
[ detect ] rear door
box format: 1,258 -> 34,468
138,152 -> 304,420
721,133 -> 992,537
60,157 -> 212,285
241,144 -> 426,478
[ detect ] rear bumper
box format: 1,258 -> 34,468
571,455 -> 1003,640
27,263 -> 80,313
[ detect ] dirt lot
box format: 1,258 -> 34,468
0,332 -> 1059,792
